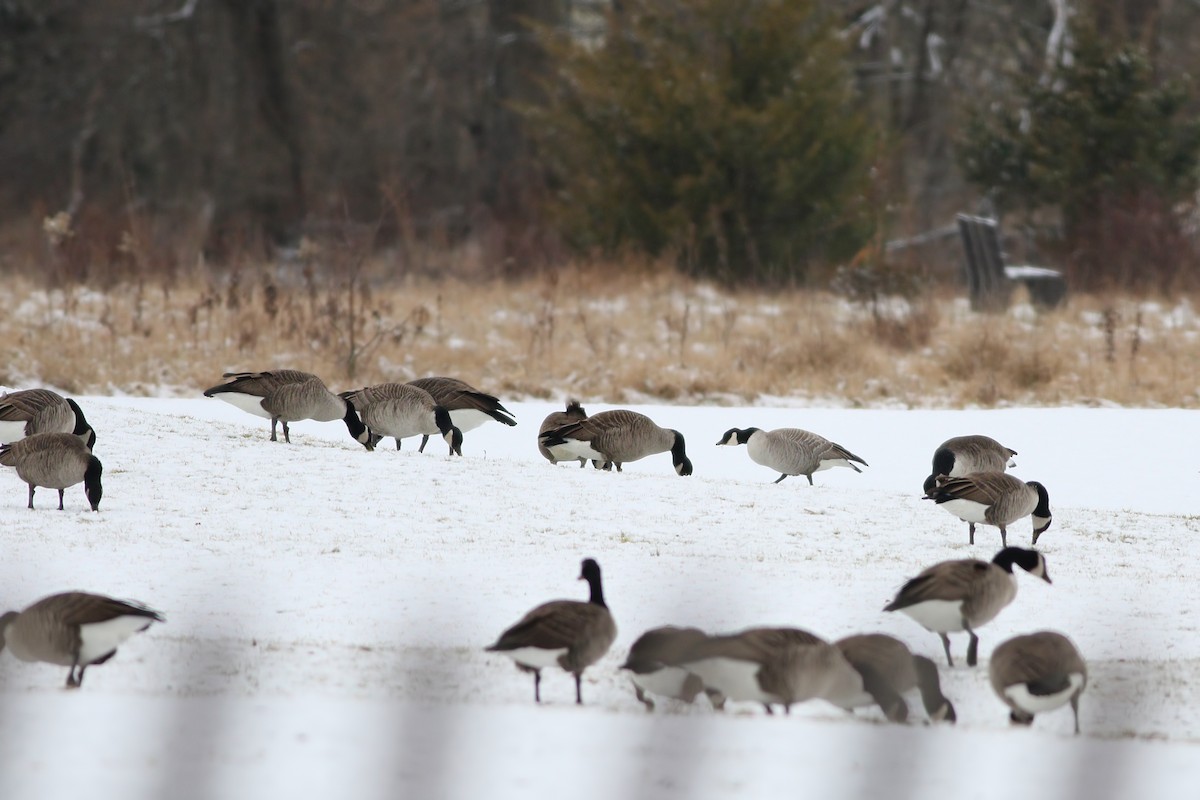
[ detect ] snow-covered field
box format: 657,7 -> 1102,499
1,394 -> 1198,799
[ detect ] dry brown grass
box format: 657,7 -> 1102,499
3,260 -> 1199,408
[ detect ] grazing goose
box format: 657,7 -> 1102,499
834,633 -> 956,723
539,410 -> 693,475
989,631 -> 1087,734
0,432 -> 103,510
203,370 -> 371,448
716,427 -> 867,485
924,471 -> 1053,546
0,591 -> 163,688
621,625 -> 725,711
681,627 -> 901,716
538,400 -> 591,467
486,558 -> 617,704
408,377 -> 516,453
923,434 -> 1017,494
0,388 -> 97,449
884,547 -> 1052,668
339,383 -> 463,456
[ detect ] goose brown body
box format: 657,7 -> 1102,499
989,631 -> 1087,733
925,471 -> 1053,546
0,388 -> 96,449
538,400 -> 589,466
622,626 -> 724,710
407,377 -> 517,450
486,558 -> 616,704
340,383 -> 463,455
923,435 -> 1017,494
0,591 -> 163,688
0,432 -> 103,510
717,427 -> 867,485
884,547 -> 1052,667
539,410 -> 693,475
834,633 -> 956,722
203,370 -> 370,447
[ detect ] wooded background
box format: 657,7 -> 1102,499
2,0 -> 1198,289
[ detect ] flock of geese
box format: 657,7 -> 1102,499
0,370 -> 1083,734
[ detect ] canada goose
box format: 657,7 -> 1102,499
680,627 -> 901,716
485,558 -> 617,704
924,471 -> 1053,546
0,432 -> 103,510
408,377 -> 516,452
539,410 -> 693,475
716,427 -> 867,485
621,625 -> 725,711
203,370 -> 371,449
538,400 -> 590,467
884,547 -> 1052,667
0,591 -> 163,688
923,435 -> 1017,494
339,383 -> 463,456
834,633 -> 956,723
0,388 -> 97,449
989,631 -> 1087,734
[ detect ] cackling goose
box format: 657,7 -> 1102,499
0,591 -> 163,688
884,547 -> 1052,667
340,383 -> 463,456
923,434 -> 1017,494
989,630 -> 1087,734
716,427 -> 867,485
0,388 -> 97,449
203,370 -> 371,448
538,400 -> 590,467
407,377 -> 516,452
621,625 -> 725,711
486,558 -> 617,704
681,627 -> 901,716
834,633 -> 956,723
0,432 -> 102,510
539,410 -> 693,475
924,471 -> 1053,546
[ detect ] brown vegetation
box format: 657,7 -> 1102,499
4,256 -> 1198,409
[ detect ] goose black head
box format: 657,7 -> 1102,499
671,431 -> 693,476
993,547 -> 1051,584
84,455 -> 103,511
715,428 -> 756,446
578,558 -> 606,606
1028,481 -> 1052,544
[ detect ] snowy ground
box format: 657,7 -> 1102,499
1,395 -> 1198,799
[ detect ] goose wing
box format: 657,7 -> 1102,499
884,560 -> 992,610
488,600 -> 606,652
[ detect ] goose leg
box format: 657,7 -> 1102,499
533,670 -> 542,703
394,438 -> 402,451
762,704 -> 774,715
65,660 -> 81,689
282,420 -> 291,443
968,522 -> 976,545
940,633 -> 954,667
27,484 -> 35,509
418,434 -> 430,453
1071,694 -> 1081,734
57,489 -> 65,510
999,526 -> 1008,548
270,417 -> 280,442
806,475 -> 814,486
774,474 -> 788,484
575,673 -> 584,705
965,627 -> 980,667
633,684 -> 654,711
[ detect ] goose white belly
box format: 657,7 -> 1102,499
552,439 -> 607,463
684,657 -> 773,704
212,392 -> 273,420
544,443 -> 584,463
1003,673 -> 1085,713
630,666 -> 694,699
815,458 -> 855,472
897,599 -> 967,633
499,646 -> 568,670
448,408 -> 494,432
939,498 -> 991,524
77,615 -> 156,664
0,419 -> 30,442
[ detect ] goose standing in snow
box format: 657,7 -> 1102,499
339,383 -> 463,456
0,432 -> 102,510
622,625 -> 725,711
485,558 -> 616,704
0,591 -> 163,688
989,631 -> 1087,734
716,427 -> 867,485
203,370 -> 371,448
680,627 -> 902,717
538,400 -> 590,467
884,547 -> 1052,667
924,471 -> 1053,546
923,434 -> 1017,494
407,376 -> 516,452
833,633 -> 956,723
539,410 -> 692,475
0,388 -> 97,449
